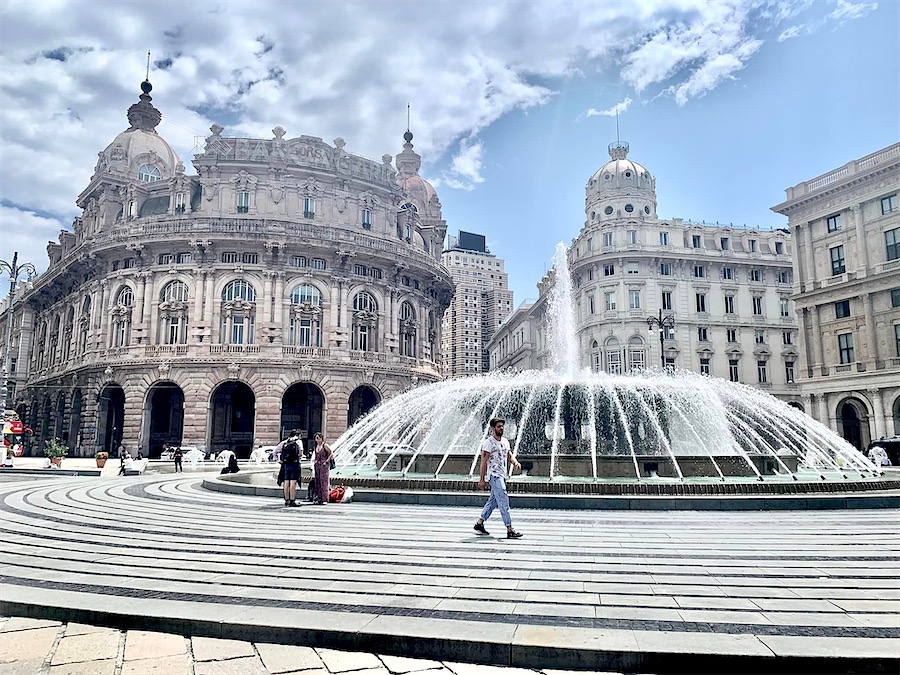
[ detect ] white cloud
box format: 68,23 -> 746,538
586,97 -> 633,117
441,138 -> 486,191
830,0 -> 878,21
777,25 -> 802,42
0,206 -> 66,295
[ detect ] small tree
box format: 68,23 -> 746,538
43,438 -> 68,459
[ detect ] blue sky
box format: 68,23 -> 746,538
1,0 -> 897,303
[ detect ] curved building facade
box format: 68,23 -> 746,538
3,81 -> 453,457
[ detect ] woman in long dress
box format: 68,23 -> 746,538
313,433 -> 333,504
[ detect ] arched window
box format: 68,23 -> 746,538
399,301 -> 417,358
604,337 -> 621,375
162,281 -> 189,303
111,286 -> 134,348
627,335 -> 645,373
290,284 -> 322,306
138,164 -> 161,182
62,307 -> 75,363
77,297 -> 91,356
35,322 -> 48,369
590,339 -> 600,373
289,284 -> 323,347
221,280 -> 257,345
222,279 -> 256,302
352,292 -> 378,351
160,281 -> 189,345
49,316 -> 61,365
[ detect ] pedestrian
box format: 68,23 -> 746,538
313,432 -> 333,505
173,445 -> 183,473
117,444 -> 131,477
474,418 -> 523,539
276,430 -> 302,507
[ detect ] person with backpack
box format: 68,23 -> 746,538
276,430 -> 303,507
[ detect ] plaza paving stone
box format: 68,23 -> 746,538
0,473 -> 896,673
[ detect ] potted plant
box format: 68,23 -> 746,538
44,438 -> 68,467
95,451 -> 109,468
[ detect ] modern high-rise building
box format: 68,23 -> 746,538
441,232 -> 513,376
772,143 -> 900,450
489,141 -> 802,407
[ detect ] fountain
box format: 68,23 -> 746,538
331,242 -> 881,487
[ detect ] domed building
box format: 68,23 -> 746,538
4,80 -> 454,458
490,140 -> 803,408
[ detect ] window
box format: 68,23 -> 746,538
369,267 -> 382,280
604,291 -> 616,311
629,290 -> 641,310
895,324 -> 900,357
722,266 -> 733,280
604,205 -> 614,216
775,241 -> 784,255
754,329 -> 765,344
112,261 -> 120,271
221,252 -> 239,263
749,239 -> 757,253
660,232 -> 669,246
777,270 -> 789,284
311,258 -> 326,270
882,194 -> 897,215
697,327 -> 708,342
362,209 -> 372,230
162,281 -> 188,303
242,252 -> 258,264
290,256 -> 308,268
724,295 -> 735,314
138,164 -> 161,182
729,359 -> 739,382
399,302 -> 417,357
627,230 -> 638,244
603,264 -> 615,276
353,291 -> 378,313
661,291 -> 672,311
727,328 -> 737,343
892,289 -> 900,307
587,268 -> 594,281
692,265 -> 705,278
175,192 -> 187,213
158,253 -> 176,265
123,258 -> 135,269
886,227 -> 900,261
782,330 -> 793,345
720,237 -> 729,250
752,296 -> 763,315
606,350 -> 622,375
659,263 -> 671,276
692,234 -> 701,248
352,292 -> 378,351
223,279 -> 256,302
785,361 -> 795,383
757,360 -> 768,384
835,299 -> 851,319
177,252 -> 192,264
663,325 -> 675,340
627,262 -> 639,275
780,298 -> 790,318
290,284 -> 322,306
827,214 -> 841,232
353,264 -> 367,276
237,191 -> 250,213
586,238 -> 593,252
838,333 -> 854,364
750,269 -> 761,282
603,232 -> 614,247
830,245 -> 846,275
695,293 -> 706,313
303,198 -> 316,218
588,294 -> 595,315
625,203 -> 634,213
700,357 -> 710,375
401,275 -> 411,287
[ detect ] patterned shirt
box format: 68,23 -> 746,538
481,436 -> 510,479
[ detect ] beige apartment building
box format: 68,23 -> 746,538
441,232 -> 513,376
490,141 -> 801,407
772,143 -> 900,450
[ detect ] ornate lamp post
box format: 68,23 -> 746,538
646,309 -> 675,371
0,252 -> 36,410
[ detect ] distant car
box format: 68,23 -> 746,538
867,437 -> 900,467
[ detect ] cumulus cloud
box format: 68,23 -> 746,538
440,138 -> 486,191
586,97 -> 633,117
0,205 -> 67,295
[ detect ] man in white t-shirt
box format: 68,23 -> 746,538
474,417 -> 523,539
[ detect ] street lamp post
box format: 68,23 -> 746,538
0,252 -> 36,411
646,309 -> 675,371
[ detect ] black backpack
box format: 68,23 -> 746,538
281,439 -> 300,464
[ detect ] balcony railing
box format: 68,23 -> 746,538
834,363 -> 853,373
282,346 -> 331,358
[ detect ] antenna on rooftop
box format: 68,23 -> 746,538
145,50 -> 151,81
615,109 -> 620,144
407,103 -> 410,132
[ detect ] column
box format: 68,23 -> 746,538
816,393 -> 829,429
793,224 -> 805,288
798,308 -> 812,377
328,278 -> 340,345
804,222 -> 816,286
95,281 -> 109,349
339,283 -> 350,331
863,292 -> 878,366
141,273 -> 153,326
203,274 -> 214,323
273,273 -> 284,325
852,205 -> 868,274
810,305 -> 824,375
262,274 -> 273,323
192,271 -> 204,326
871,388 -> 886,440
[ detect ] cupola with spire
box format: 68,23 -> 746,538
395,127 -> 439,214
585,140 -> 657,224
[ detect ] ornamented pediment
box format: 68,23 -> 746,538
355,309 -> 378,324
160,300 -> 189,313
223,299 -> 254,313
232,170 -> 258,191
292,301 -> 323,317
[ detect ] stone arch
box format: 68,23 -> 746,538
209,380 -> 256,458
97,383 -> 126,454
892,394 -> 900,437
40,395 -> 52,444
143,381 -> 185,458
214,273 -> 262,299
348,385 -> 381,427
836,396 -> 871,452
281,382 -> 325,452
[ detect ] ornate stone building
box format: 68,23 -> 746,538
1,80 -> 453,457
772,143 -> 900,450
490,141 -> 802,407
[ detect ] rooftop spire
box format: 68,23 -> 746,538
126,53 -> 161,133
403,103 -> 413,143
